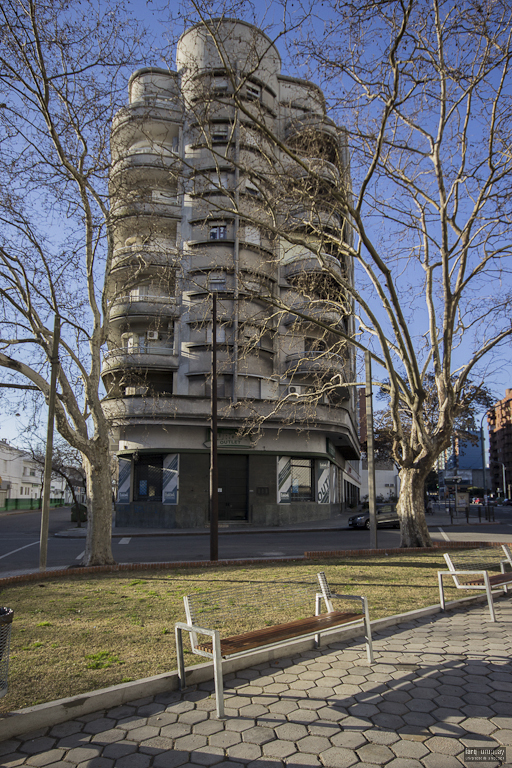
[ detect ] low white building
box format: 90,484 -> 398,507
359,459 -> 400,503
0,440 -> 43,503
0,440 -> 68,505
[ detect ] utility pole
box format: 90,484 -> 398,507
365,351 -> 377,549
210,293 -> 219,561
39,314 -> 60,571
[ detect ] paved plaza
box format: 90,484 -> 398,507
1,597 -> 512,767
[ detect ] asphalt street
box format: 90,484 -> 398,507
0,505 -> 511,576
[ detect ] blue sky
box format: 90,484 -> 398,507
1,0 -> 510,448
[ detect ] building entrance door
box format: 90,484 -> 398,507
218,454 -> 248,521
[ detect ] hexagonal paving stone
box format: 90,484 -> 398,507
362,730 -> 398,746
173,733 -> 208,751
226,742 -> 262,761
188,746 -> 225,766
461,718 -> 499,735
116,717 -> 148,732
356,743 -> 395,763
179,710 -> 209,726
90,728 -> 126,745
390,739 -> 429,759
275,723 -> 308,741
193,720 -> 225,737
102,742 -> 139,760
49,721 -> 83,738
287,709 -> 319,725
286,754 -> 321,767
209,731 -> 243,749
242,727 -> 275,746
152,751 -> 191,768
20,738 -> 57,755
318,746 -> 358,768
65,746 -> 102,764
114,754 -> 151,768
224,718 -> 256,733
148,712 -> 179,727
238,704 -> 269,718
297,735 -> 332,754
330,731 -> 367,750
262,739 -> 298,758
125,726 -> 160,742
424,736 -> 464,755
25,748 -> 65,766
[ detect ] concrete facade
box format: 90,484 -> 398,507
488,389 -> 512,496
104,20 -> 360,528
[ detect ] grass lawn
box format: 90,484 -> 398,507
0,550 -> 503,713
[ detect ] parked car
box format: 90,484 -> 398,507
472,497 -> 483,504
348,503 -> 400,529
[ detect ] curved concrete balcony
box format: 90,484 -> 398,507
284,350 -> 347,377
111,105 -> 181,147
282,302 -> 346,329
111,199 -> 181,221
283,254 -> 343,281
285,205 -> 343,232
108,295 -> 179,322
111,149 -> 181,175
102,346 -> 179,373
111,244 -> 180,271
287,156 -> 340,186
284,114 -> 338,142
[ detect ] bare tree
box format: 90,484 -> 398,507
172,1 -> 512,546
0,0 -> 149,564
26,437 -> 86,513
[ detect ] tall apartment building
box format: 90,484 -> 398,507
488,388 -> 512,496
103,19 -> 360,528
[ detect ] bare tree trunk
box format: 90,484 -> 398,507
82,452 -> 115,566
397,467 -> 432,548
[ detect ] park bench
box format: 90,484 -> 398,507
438,544 -> 512,622
175,572 -> 374,718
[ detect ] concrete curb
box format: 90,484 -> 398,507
0,590 -> 497,742
2,540 -> 511,588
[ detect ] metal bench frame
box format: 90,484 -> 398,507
175,572 -> 373,718
438,544 -> 512,622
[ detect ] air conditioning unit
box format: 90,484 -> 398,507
287,385 -> 303,395
147,331 -> 159,340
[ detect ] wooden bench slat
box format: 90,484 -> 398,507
197,610 -> 362,656
466,573 -> 512,587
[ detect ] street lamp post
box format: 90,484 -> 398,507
210,293 -> 219,562
365,351 -> 377,549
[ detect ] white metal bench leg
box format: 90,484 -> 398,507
484,573 -> 497,622
212,630 -> 225,719
175,625 -> 186,690
438,572 -> 446,611
362,597 -> 374,663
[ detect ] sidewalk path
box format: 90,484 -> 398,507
2,599 -> 511,766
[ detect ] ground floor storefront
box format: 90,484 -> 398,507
115,450 -> 360,529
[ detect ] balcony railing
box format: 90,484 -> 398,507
105,345 -> 176,357
284,350 -> 348,376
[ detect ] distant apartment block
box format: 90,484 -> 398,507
488,388 -> 512,496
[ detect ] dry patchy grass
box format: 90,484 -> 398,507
0,550 -> 504,713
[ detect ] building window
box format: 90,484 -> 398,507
212,78 -> 228,93
209,271 -> 226,290
246,83 -> 261,101
212,125 -> 229,142
209,225 -> 227,240
244,226 -> 260,245
289,458 -> 314,502
134,455 -> 163,502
